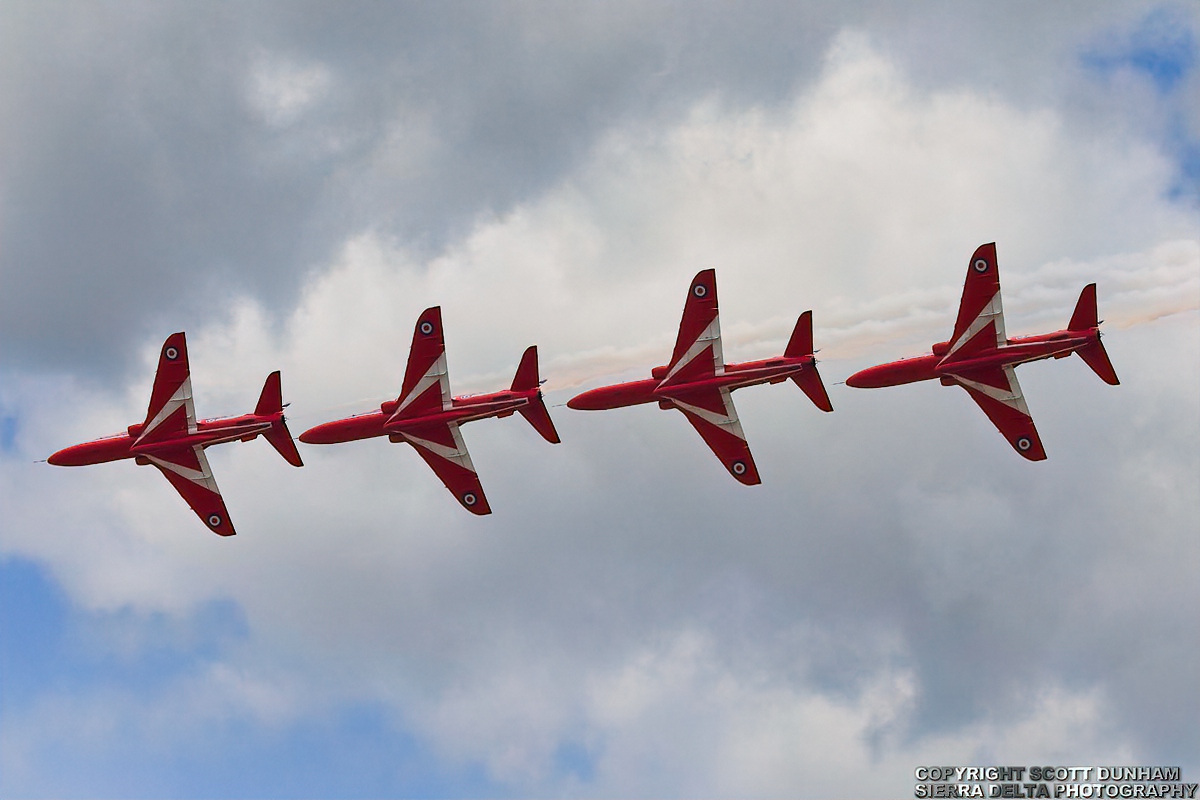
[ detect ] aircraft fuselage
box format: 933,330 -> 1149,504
567,355 -> 819,411
845,328 -> 1099,389
298,388 -> 539,445
47,413 -> 283,467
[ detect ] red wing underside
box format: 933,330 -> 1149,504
942,243 -> 1007,364
147,445 -> 236,535
390,307 -> 452,423
137,333 -> 198,445
398,421 -> 492,515
669,387 -> 761,485
949,366 -> 1047,461
659,269 -> 723,389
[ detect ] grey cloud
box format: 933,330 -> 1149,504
4,0 -> 1183,378
0,1 -> 829,377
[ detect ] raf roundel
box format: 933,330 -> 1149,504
731,460 -> 747,476
462,492 -> 477,506
693,283 -> 708,298
419,320 -> 435,336
165,346 -> 179,360
973,259 -> 989,273
207,514 -> 222,528
1016,437 -> 1032,451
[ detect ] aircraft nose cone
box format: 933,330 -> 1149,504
566,391 -> 600,411
844,370 -> 869,389
298,422 -> 345,445
46,446 -> 83,466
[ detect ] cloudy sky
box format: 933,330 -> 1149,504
1,2 -> 1198,797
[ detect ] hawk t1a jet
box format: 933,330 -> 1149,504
299,307 -> 560,515
845,242 -> 1119,460
567,269 -> 833,484
48,333 -> 304,536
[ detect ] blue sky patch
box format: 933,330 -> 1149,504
0,414 -> 16,453
554,738 -> 598,783
0,558 -> 508,797
0,557 -> 250,709
1082,7 -> 1197,92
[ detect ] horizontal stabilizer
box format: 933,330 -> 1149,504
792,366 -> 834,412
1077,340 -> 1120,386
519,396 -> 561,444
256,372 -> 304,466
265,420 -> 304,467
511,347 -> 560,443
1067,284 -> 1119,384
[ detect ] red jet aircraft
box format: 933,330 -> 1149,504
48,332 -> 304,535
299,307 -> 560,515
845,242 -> 1119,460
567,269 -> 833,484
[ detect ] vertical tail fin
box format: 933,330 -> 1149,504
784,311 -> 815,359
511,345 -> 541,391
255,371 -> 284,416
784,311 -> 834,412
1067,284 -> 1120,385
256,371 -> 304,467
512,346 -> 561,444
1068,283 -> 1099,331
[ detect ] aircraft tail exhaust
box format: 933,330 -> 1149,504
784,311 -> 834,412
256,371 -> 305,466
1067,284 -> 1120,386
511,346 -> 561,444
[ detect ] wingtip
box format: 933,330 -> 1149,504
463,500 -> 493,516
688,269 -> 718,303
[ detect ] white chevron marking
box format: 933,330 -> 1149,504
138,376 -> 197,444
402,423 -> 476,474
392,353 -> 451,422
950,366 -> 1031,415
670,387 -> 748,442
147,446 -> 221,494
947,290 -> 1006,358
662,317 -> 724,384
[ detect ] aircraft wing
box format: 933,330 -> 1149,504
137,332 -> 197,446
389,306 -> 453,423
943,242 -> 1007,364
668,386 -> 761,485
146,445 -> 237,535
396,421 -> 492,515
659,269 -> 724,388
949,365 -> 1047,461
